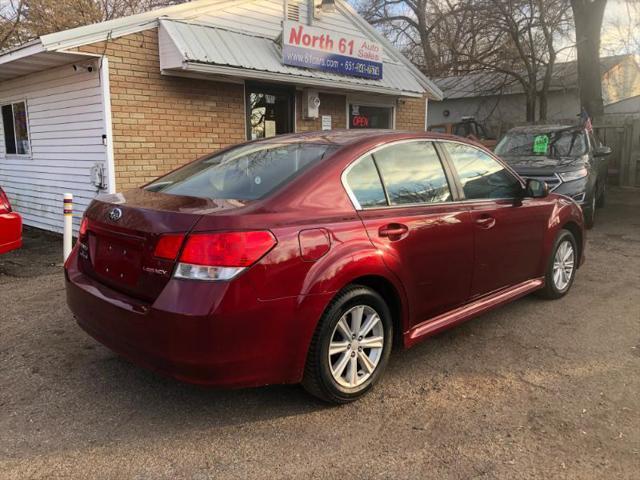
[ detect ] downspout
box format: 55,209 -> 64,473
308,0 -> 314,25
99,56 -> 116,194
424,97 -> 429,131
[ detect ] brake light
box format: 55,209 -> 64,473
174,231 -> 276,281
0,187 -> 11,213
154,233 -> 185,260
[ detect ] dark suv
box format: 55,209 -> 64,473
495,125 -> 611,228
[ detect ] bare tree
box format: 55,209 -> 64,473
0,0 -> 26,51
360,0 -> 573,122
0,0 -> 185,51
571,0 -> 607,118
357,0 -> 469,76
603,0 -> 640,55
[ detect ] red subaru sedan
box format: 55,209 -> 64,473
0,186 -> 22,255
65,131 -> 585,403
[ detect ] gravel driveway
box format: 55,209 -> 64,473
1,188 -> 638,479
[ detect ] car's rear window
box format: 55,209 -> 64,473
145,142 -> 337,200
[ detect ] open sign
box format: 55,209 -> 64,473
351,115 -> 369,128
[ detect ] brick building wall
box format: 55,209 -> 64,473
79,28 -> 428,191
296,92 -> 348,131
78,29 -> 246,191
296,92 -> 427,132
396,96 -> 427,131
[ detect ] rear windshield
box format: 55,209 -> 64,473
145,142 -> 337,200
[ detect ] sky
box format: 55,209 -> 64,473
347,0 -> 638,60
601,0 -> 639,55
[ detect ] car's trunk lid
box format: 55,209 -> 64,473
79,189 -> 251,302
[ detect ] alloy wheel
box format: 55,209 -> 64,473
552,240 -> 575,291
328,305 -> 384,389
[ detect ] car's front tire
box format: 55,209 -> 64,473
584,190 -> 598,229
538,229 -> 578,300
302,285 -> 393,404
596,182 -> 606,208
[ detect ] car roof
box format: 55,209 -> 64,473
257,129 -> 460,147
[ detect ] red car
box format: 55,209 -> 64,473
0,186 -> 22,255
65,131 -> 585,403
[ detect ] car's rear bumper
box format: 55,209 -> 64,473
0,212 -> 22,255
65,248 -> 331,388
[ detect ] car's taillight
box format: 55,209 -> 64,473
154,233 -> 185,260
174,231 -> 276,281
0,187 -> 11,213
79,216 -> 88,237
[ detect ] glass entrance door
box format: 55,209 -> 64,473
246,85 -> 294,140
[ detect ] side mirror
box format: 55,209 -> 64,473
594,146 -> 612,157
525,178 -> 549,198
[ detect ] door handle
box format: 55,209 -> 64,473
379,223 -> 409,238
475,215 -> 496,229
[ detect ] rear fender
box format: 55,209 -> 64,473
245,220 -> 411,382
286,245 -> 410,382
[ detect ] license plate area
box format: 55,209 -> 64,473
94,238 -> 142,286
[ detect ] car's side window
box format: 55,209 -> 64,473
344,154 -> 387,209
373,141 -> 452,205
444,143 -> 522,200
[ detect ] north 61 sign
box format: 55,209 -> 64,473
282,21 -> 383,80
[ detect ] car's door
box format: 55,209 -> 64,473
440,141 -> 550,298
344,140 -> 474,326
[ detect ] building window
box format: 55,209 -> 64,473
349,104 -> 393,129
246,85 -> 294,140
2,101 -> 30,155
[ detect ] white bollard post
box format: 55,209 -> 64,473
63,193 -> 73,262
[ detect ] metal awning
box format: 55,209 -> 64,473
159,19 -> 431,98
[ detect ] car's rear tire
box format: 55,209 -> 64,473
302,285 -> 393,404
537,229 -> 578,300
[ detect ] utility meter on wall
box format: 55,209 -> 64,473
303,89 -> 321,119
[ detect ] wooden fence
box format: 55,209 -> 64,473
594,117 -> 640,187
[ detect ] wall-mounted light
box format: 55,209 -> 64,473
319,0 -> 336,13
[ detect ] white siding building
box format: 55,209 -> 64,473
0,59 -> 111,232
